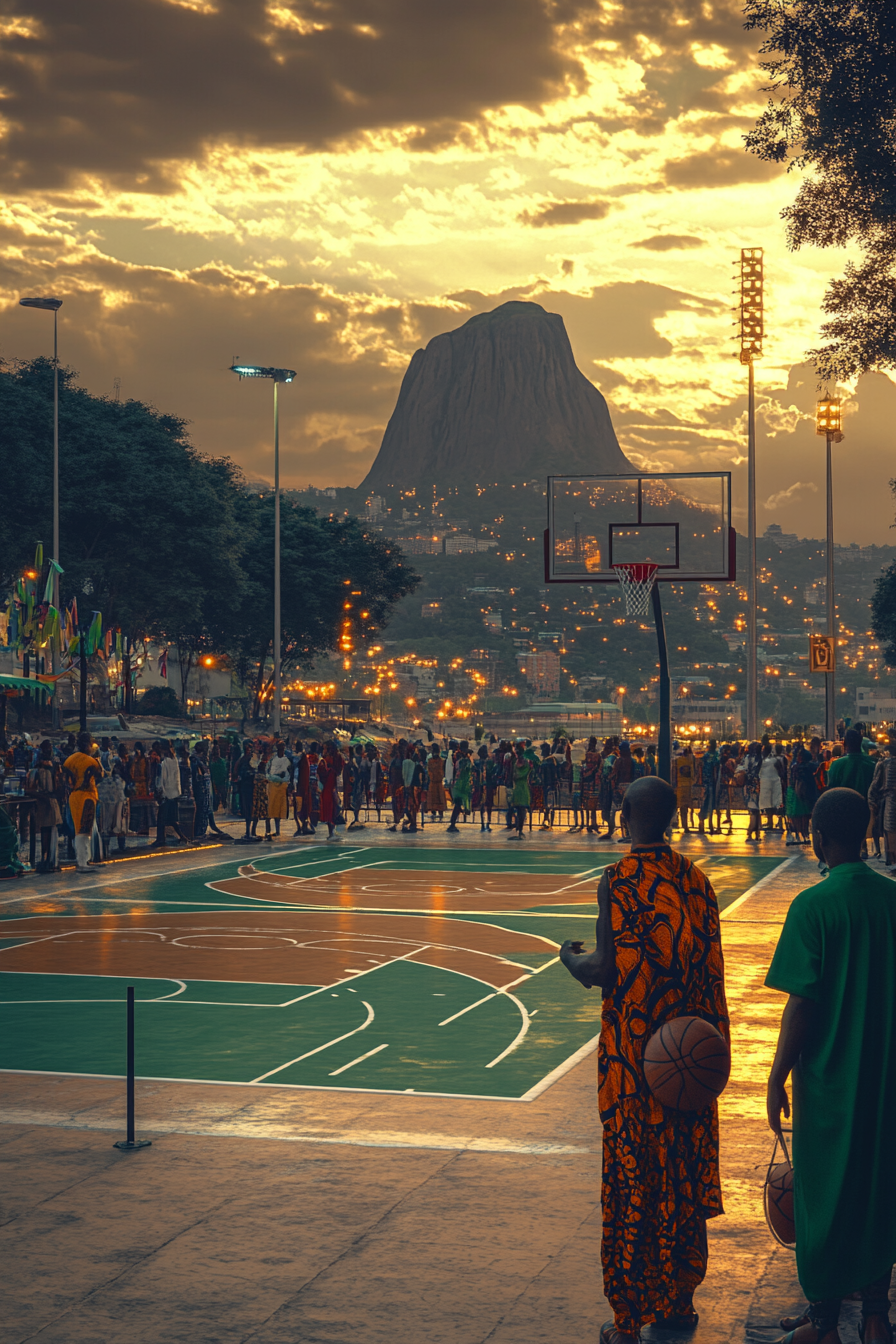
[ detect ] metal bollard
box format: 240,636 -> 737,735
113,986 -> 152,1152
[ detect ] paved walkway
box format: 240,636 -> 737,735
0,828 -> 880,1343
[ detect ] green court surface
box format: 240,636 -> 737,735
0,847 -> 784,1100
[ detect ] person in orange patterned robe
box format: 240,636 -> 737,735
560,776 -> 729,1344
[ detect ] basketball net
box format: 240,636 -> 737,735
613,562 -> 658,619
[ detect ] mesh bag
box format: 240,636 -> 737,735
614,562 -> 658,618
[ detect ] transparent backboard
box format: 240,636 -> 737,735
545,472 -> 734,583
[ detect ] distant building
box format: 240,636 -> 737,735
804,580 -> 826,606
671,699 -> 744,736
855,687 -> 896,726
403,539 -> 441,554
364,495 -> 386,521
483,610 -> 503,631
516,649 -> 561,698
764,523 -> 801,549
444,534 -> 496,554
421,602 -> 442,620
835,544 -> 880,565
499,701 -> 622,734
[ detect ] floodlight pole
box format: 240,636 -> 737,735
19,295 -> 63,728
651,585 -> 672,784
229,363 -> 295,736
736,248 -> 763,741
825,429 -> 835,740
747,356 -> 758,741
273,379 -> 281,737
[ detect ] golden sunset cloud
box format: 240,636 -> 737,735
1,0 -> 891,540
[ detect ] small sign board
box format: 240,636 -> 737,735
809,635 -> 836,673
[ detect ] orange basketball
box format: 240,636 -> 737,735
642,1016 -> 730,1111
764,1160 -> 796,1247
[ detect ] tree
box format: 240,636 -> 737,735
213,498 -> 419,718
872,560 -> 896,669
0,358 -> 247,710
744,1 -> 896,380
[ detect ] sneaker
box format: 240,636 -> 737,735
507,833 -> 524,840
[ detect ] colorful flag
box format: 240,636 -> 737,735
159,647 -> 168,679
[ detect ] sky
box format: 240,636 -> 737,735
1,0 -> 894,545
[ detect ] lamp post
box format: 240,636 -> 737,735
229,364 -> 296,735
816,395 -> 843,740
736,249 -> 764,741
20,295 -> 63,727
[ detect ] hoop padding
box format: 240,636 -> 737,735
614,562 -> 658,618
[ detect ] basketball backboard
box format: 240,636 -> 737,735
545,472 -> 735,584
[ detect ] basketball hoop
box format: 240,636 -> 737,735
613,562 -> 658,618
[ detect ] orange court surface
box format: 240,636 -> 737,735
1,835 -> 825,1344
0,843 -> 784,1100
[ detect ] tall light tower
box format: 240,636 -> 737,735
737,248 -> 764,740
229,363 -> 296,735
816,395 -> 843,740
19,295 -> 63,727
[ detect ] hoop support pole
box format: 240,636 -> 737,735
113,985 -> 151,1152
651,585 -> 672,784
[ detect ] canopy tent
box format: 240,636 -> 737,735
0,674 -> 54,697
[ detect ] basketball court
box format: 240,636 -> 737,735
0,844 -> 786,1102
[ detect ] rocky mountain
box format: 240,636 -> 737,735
359,300 -> 631,493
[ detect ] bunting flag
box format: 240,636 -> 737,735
42,559 -> 63,605
86,611 -> 103,656
104,629 -> 112,657
34,542 -> 43,571
70,597 -> 78,630
42,606 -> 60,647
159,647 -> 168,679
115,630 -> 123,657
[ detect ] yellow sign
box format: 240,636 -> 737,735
809,635 -> 836,673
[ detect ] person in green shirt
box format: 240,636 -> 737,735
765,787 -> 896,1344
826,728 -> 875,795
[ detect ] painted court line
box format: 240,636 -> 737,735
0,848 -> 311,905
520,1034 -> 601,1102
329,1042 -> 388,1075
719,856 -> 798,920
0,1109 -> 591,1153
250,1000 -> 375,1083
438,993 -> 496,1026
485,990 -> 531,1069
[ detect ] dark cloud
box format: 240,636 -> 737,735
663,149 -> 784,188
0,0 -> 580,190
630,234 -> 706,251
519,199 -> 612,228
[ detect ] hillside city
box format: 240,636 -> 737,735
271,480 -> 896,741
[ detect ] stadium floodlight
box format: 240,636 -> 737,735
229,362 -> 296,732
230,364 -> 295,382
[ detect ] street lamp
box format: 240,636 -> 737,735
229,363 -> 296,734
816,394 -> 844,740
20,295 -> 63,726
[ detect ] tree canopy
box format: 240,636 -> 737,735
744,1 -> 896,380
0,358 -> 419,711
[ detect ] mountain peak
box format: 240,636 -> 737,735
360,300 -> 631,492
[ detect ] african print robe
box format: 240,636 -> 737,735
598,845 -> 729,1335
